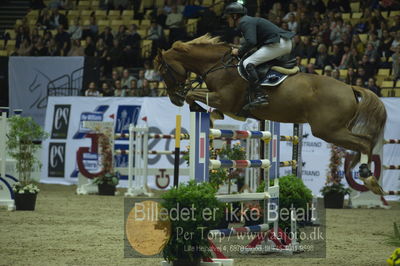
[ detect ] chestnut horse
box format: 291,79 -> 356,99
154,34 -> 387,195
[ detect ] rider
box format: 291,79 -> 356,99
224,2 -> 295,108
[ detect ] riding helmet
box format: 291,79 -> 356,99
224,2 -> 247,15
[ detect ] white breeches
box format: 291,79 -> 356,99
243,38 -> 293,68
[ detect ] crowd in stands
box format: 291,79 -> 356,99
4,0 -> 400,97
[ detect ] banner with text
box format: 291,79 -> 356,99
9,57 -> 84,126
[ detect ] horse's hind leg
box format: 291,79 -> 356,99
312,126 -> 385,195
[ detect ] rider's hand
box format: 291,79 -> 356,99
231,48 -> 239,56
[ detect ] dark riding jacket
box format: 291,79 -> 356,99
237,15 -> 295,57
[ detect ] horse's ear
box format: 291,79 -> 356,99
172,41 -> 188,52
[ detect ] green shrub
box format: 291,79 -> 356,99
161,180 -> 224,262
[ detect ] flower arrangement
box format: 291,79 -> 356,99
183,142 -> 247,191
13,182 -> 40,194
320,144 -> 351,196
92,126 -> 119,186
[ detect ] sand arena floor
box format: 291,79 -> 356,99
1,184 -> 399,266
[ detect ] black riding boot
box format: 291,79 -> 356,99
244,63 -> 268,110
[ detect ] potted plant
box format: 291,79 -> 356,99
93,128 -> 119,195
6,115 -> 48,210
321,145 -> 351,208
161,180 -> 224,266
255,175 -> 313,229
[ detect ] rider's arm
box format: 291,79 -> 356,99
237,18 -> 257,58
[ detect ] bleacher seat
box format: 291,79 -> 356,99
358,34 -> 368,43
315,69 -> 323,75
390,10 -> 400,17
309,58 -> 316,64
381,80 -> 394,88
377,68 -> 391,77
0,50 -> 8,56
339,69 -> 348,77
352,12 -> 362,19
78,1 -> 90,10
122,10 -> 134,19
350,2 -> 360,12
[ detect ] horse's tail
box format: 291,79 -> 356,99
349,86 -> 387,167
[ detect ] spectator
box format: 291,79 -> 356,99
359,54 -> 377,79
67,39 -> 84,56
88,16 -> 99,38
113,0 -> 129,10
166,5 -> 185,44
296,56 -> 306,72
47,37 -> 61,55
144,60 -> 160,81
330,18 -> 345,45
315,44 -> 330,69
17,39 -> 32,56
381,29 -> 394,58
85,82 -> 100,96
50,8 -> 68,29
367,78 -> 381,96
329,44 -> 343,68
292,35 -> 305,58
111,70 -> 120,83
84,36 -> 96,56
36,8 -> 52,29
115,25 -> 127,43
323,65 -> 332,77
356,67 -> 368,84
30,27 -> 41,44
123,24 -> 141,65
153,7 -> 167,28
390,31 -> 400,53
346,47 -> 360,69
345,67 -> 357,85
95,38 -> 108,70
54,25 -> 70,55
306,63 -> 318,74
389,15 -> 400,33
15,25 -> 30,49
331,69 -> 342,81
282,2 -> 297,22
297,12 -> 311,36
108,40 -> 123,70
368,32 -> 380,52
137,69 -> 145,88
303,36 -> 317,59
100,82 -> 114,96
68,18 -> 82,40
127,79 -> 140,96
355,77 -> 364,87
339,45 -> 351,69
392,45 -> 400,81
113,80 -> 126,96
364,43 -> 379,64
99,26 -> 114,47
147,19 -> 164,54
287,14 -> 297,33
121,69 -> 136,89
31,37 -> 48,56
141,79 -> 157,96
352,35 -> 365,55
43,30 -> 53,46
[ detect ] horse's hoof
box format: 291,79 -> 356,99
359,163 -> 372,178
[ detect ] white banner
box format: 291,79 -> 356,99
9,57 -> 84,126
41,97 -> 400,200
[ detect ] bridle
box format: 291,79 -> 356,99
158,50 -> 238,98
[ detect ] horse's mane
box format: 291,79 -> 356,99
172,34 -> 228,52
154,34 -> 228,70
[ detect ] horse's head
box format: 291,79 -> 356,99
154,47 -> 188,107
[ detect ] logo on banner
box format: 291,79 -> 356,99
73,105 -> 109,139
51,105 -> 71,139
48,143 -> 66,177
73,105 -> 141,180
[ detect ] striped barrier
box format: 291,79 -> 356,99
347,137 -> 400,208
209,159 -> 271,169
0,107 -> 22,211
209,129 -> 271,140
115,149 -> 188,155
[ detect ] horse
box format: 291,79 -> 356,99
154,34 -> 387,195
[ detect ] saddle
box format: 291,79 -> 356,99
238,53 -> 299,86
